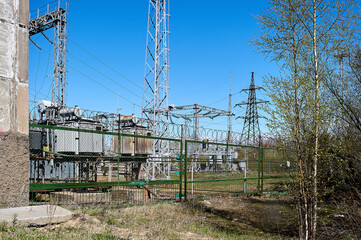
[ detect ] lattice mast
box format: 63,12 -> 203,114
29,0 -> 68,120
236,72 -> 267,146
52,1 -> 68,108
143,0 -> 170,148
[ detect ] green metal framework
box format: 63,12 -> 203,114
28,124 -> 292,206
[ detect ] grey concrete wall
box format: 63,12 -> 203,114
0,0 -> 29,208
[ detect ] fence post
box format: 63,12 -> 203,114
179,129 -> 183,201
225,141 -> 229,179
117,114 -> 121,185
184,140 -> 188,200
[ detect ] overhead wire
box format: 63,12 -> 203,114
67,0 -> 78,9
29,87 -> 48,98
34,44 -> 52,100
33,46 -> 142,108
68,39 -> 144,91
33,50 -> 41,103
67,51 -> 142,99
171,81 -> 227,101
68,65 -> 142,108
29,86 -> 52,109
207,91 -> 241,106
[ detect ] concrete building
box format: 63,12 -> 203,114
0,0 -> 29,207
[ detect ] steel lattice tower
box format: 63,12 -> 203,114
141,0 -> 170,180
143,0 -> 170,153
29,0 -> 68,120
52,6 -> 67,108
236,72 -> 267,146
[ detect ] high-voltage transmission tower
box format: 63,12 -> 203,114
235,72 -> 268,146
142,0 -> 170,155
29,0 -> 68,119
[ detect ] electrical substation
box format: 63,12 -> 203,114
4,0 -> 276,206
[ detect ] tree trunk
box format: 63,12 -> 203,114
312,0 -> 319,239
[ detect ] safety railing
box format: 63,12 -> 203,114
30,0 -> 67,20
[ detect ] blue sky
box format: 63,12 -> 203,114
29,0 -> 277,133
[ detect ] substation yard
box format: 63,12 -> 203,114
23,1 -> 289,227
1,0 -> 360,239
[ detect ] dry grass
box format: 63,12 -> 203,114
4,194 -> 354,240
0,195 -> 300,240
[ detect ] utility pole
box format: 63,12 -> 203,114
227,71 -> 232,143
226,71 -> 233,173
193,104 -> 199,141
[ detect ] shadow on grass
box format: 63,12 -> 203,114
186,196 -> 298,238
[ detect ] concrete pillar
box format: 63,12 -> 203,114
0,0 -> 29,207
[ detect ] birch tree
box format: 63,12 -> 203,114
253,0 -> 360,238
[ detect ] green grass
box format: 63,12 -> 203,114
91,233 -> 125,240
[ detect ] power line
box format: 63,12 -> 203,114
68,65 -> 141,108
33,50 -> 41,103
69,39 -> 143,91
34,44 -> 52,99
68,0 -> 78,9
172,82 -> 227,101
34,46 -> 142,108
68,52 -> 142,99
207,91 -> 240,106
29,86 -> 49,98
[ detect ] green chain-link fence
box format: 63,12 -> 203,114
29,124 -> 292,206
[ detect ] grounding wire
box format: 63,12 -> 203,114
69,39 -> 143,91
